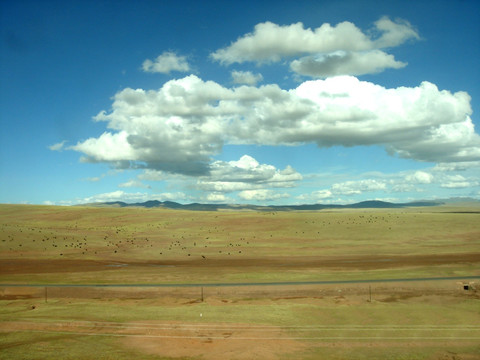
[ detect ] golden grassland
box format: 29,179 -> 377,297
1,204 -> 479,284
1,204 -> 479,359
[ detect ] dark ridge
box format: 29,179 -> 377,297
348,200 -> 400,208
138,200 -> 163,208
82,200 -> 445,211
95,201 -> 128,207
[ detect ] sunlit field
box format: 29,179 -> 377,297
1,204 -> 479,359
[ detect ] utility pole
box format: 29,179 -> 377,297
45,286 -> 48,303
201,287 -> 204,302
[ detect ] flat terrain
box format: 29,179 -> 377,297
1,204 -> 479,359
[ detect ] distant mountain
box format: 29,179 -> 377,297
348,200 -> 402,208
81,199 -> 447,211
435,197 -> 480,205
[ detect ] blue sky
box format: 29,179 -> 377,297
1,0 -> 479,205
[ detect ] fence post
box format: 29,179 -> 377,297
45,286 -> 48,303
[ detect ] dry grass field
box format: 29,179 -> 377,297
1,204 -> 479,359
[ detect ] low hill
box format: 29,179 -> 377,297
81,199 -> 445,211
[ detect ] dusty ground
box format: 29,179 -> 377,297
6,317 -> 476,360
1,280 -> 479,359
0,320 -> 306,360
1,288 -> 479,360
1,252 -> 479,275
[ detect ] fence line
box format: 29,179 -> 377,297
1,277 -> 477,302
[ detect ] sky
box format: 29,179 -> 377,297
1,0 -> 479,206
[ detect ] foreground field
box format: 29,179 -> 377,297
1,283 -> 479,360
1,204 -> 479,359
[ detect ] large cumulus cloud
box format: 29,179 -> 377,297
71,74 -> 479,176
73,76 -> 228,175
211,17 -> 418,64
290,76 -> 479,162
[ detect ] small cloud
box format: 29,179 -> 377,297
158,192 -> 188,202
142,51 -> 190,74
405,171 -> 433,184
432,161 -> 480,172
83,173 -> 108,182
290,50 -> 406,77
231,70 -> 263,85
197,155 -> 302,193
205,193 -> 230,203
118,179 -> 151,189
440,175 -> 478,189
331,179 -> 386,195
73,190 -> 189,204
391,183 -> 418,193
441,181 -> 473,189
138,170 -> 170,181
372,16 -> 420,48
238,189 -> 289,201
86,177 -> 102,182
48,140 -> 67,151
297,189 -> 333,202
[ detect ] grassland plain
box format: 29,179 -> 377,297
0,204 -> 479,359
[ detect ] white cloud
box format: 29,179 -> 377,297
405,171 -> 434,184
297,162 -> 479,203
48,140 -> 67,151
142,51 -> 191,74
80,190 -> 146,203
74,190 -> 189,204
313,189 -> 333,199
137,169 -> 171,181
138,170 -> 199,186
85,176 -> 102,182
440,175 -> 478,189
231,70 -> 263,85
72,75 -> 227,175
211,17 -> 418,65
441,181 -> 472,189
238,189 -> 289,201
290,50 -> 406,77
204,193 -> 231,203
297,189 -> 333,202
391,183 -> 417,193
432,161 -> 480,172
197,155 -> 302,192
331,179 -> 387,195
390,170 -> 433,193
119,155 -> 302,202
118,179 -> 151,189
71,75 -> 480,176
74,131 -> 136,162
372,16 -> 419,48
290,76 -> 479,162
157,192 -> 189,202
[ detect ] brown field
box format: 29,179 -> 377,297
0,204 -> 479,359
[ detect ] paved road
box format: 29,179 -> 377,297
1,275 -> 478,288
